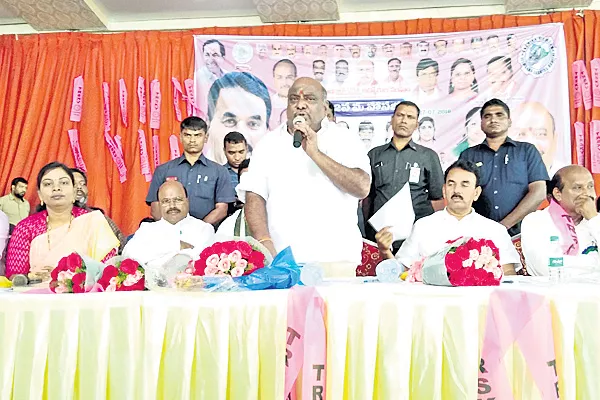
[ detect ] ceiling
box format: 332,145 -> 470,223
0,0 -> 595,33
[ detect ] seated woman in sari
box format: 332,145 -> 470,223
5,162 -> 120,281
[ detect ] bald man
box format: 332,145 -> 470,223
123,181 -> 215,270
521,165 -> 600,276
238,77 -> 371,277
513,102 -> 560,174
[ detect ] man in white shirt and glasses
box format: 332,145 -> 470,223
376,160 -> 519,275
124,181 -> 215,270
521,165 -> 600,276
239,77 -> 371,277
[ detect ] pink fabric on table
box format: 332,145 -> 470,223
479,289 -> 559,399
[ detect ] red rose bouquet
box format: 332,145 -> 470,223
193,240 -> 265,277
407,237 -> 503,286
171,239 -> 273,291
98,257 -> 145,291
49,253 -> 92,293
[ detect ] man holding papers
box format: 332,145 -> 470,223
363,100 -> 444,245
376,160 -> 519,275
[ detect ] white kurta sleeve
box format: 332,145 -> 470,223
395,221 -> 423,269
236,136 -> 271,201
495,228 -> 523,271
326,125 -> 372,176
188,220 -> 215,255
521,213 -> 551,276
122,222 -> 179,266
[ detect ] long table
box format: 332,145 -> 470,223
1,280 -> 599,399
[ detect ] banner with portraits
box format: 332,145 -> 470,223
194,23 -> 570,173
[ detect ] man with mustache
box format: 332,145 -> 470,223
458,98 -> 548,236
363,101 -> 444,247
522,165 -> 600,276
239,77 -> 371,277
333,59 -> 349,88
0,177 -> 30,232
376,160 -> 519,275
124,181 -> 215,270
146,116 -> 235,227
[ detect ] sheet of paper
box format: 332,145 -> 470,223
368,183 -> 415,241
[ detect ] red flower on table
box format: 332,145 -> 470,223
57,252 -> 83,273
120,259 -> 139,275
71,272 -> 86,293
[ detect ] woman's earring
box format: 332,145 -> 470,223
40,200 -> 44,206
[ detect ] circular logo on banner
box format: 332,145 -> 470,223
518,35 -> 557,77
73,105 -> 81,112
233,42 -> 254,64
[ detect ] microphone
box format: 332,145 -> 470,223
292,116 -> 305,148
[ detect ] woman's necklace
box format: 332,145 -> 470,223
46,213 -> 74,250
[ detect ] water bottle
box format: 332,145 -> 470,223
548,236 -> 565,283
300,264 -> 324,286
376,259 -> 403,283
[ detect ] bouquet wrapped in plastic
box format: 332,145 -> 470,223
406,237 -> 503,286
145,236 -> 301,292
97,256 -> 145,291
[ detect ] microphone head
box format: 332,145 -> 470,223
293,116 -> 306,125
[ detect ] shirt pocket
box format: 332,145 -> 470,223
477,163 -> 492,187
507,160 -> 528,184
373,163 -> 394,188
193,177 -> 217,200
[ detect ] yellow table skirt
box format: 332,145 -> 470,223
0,282 -> 599,399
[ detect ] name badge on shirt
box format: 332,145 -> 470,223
409,166 -> 420,183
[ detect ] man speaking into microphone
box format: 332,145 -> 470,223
238,77 -> 371,277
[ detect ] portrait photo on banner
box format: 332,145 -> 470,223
193,23 -> 570,174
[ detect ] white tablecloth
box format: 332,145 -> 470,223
0,280 -> 599,399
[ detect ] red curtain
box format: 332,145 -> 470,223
0,11 -> 583,235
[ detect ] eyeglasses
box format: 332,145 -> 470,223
160,197 -> 185,206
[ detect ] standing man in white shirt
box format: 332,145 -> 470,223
124,181 -> 215,270
239,77 -> 371,277
521,165 -> 600,276
376,160 -> 519,275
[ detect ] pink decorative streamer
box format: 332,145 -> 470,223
102,82 -> 111,132
169,135 -> 181,160
138,77 -> 147,124
548,199 -> 579,255
578,60 -> 593,110
479,290 -> 559,400
285,286 -> 327,400
591,58 -> 600,108
573,61 -> 583,109
67,129 -> 87,172
152,135 -> 160,169
118,78 -> 128,127
104,132 -> 127,183
150,79 -> 161,130
138,130 -> 152,182
172,77 -> 184,122
184,78 -> 197,117
574,121 -> 585,166
590,120 -> 600,173
69,75 -> 84,122
114,135 -> 124,159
